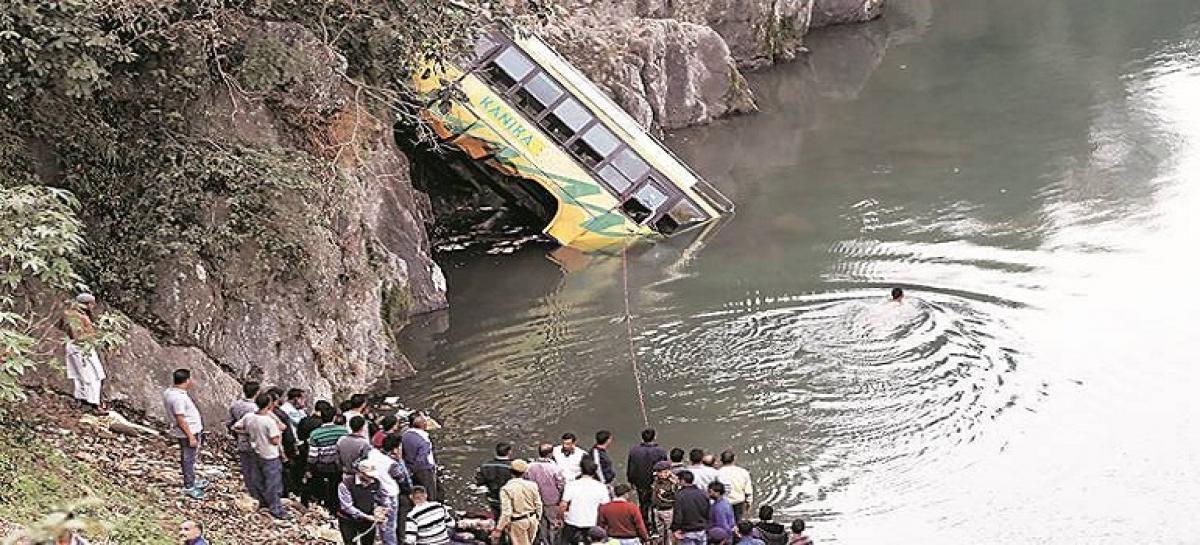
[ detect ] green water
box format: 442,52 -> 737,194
398,1 -> 1200,541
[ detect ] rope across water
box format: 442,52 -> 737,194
621,246 -> 651,429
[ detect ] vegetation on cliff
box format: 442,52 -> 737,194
0,0 -> 548,399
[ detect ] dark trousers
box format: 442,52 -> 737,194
288,457 -> 307,499
310,470 -> 342,514
340,517 -> 377,545
732,502 -> 746,522
636,486 -> 654,528
258,456 -> 285,517
561,524 -> 590,545
395,494 -> 413,544
412,468 -> 439,501
177,433 -> 202,489
238,450 -> 262,503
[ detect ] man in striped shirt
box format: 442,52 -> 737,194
307,404 -> 348,514
405,485 -> 452,545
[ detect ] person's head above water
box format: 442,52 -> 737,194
891,287 -> 904,301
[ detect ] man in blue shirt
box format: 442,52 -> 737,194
179,520 -> 210,545
707,482 -> 735,535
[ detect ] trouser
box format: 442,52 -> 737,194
489,501 -> 502,521
177,433 -> 203,489
289,456 -> 307,500
507,517 -> 538,545
412,468 -> 439,501
535,504 -> 561,545
678,530 -> 706,545
258,456 -> 286,517
395,493 -> 413,544
311,470 -> 342,515
561,524 -> 590,545
653,509 -> 674,545
731,502 -> 745,522
340,517 -> 377,545
636,486 -> 654,528
238,450 -> 263,503
380,495 -> 399,545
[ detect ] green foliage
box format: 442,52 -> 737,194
0,0 -> 172,101
0,424 -> 174,544
0,185 -> 129,401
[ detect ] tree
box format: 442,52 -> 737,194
0,185 -> 127,401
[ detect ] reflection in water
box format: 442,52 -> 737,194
397,1 -> 1200,542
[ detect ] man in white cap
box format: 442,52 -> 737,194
62,293 -> 107,415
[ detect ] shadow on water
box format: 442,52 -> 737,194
396,0 -> 1200,541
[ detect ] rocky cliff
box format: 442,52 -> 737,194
17,15 -> 446,423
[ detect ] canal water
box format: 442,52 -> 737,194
397,0 -> 1200,542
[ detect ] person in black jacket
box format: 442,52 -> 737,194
590,430 -> 616,485
670,470 -> 710,545
752,506 -> 787,545
296,400 -> 332,506
627,428 -> 668,523
476,441 -> 515,519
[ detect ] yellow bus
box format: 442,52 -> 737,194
412,29 -> 734,251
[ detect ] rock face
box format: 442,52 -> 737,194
26,19 -> 447,424
147,21 -> 447,422
545,18 -> 758,129
810,0 -> 887,28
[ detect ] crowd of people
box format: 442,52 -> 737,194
155,368 -> 816,545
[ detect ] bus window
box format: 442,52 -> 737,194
610,148 -> 650,183
621,180 -> 669,223
482,47 -> 535,91
654,200 -> 706,234
579,125 -> 620,158
513,72 -> 564,117
568,126 -> 617,167
474,35 -> 500,61
542,98 -> 591,143
598,164 -> 635,193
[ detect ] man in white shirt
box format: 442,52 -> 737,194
716,450 -> 753,522
553,432 -> 586,482
280,388 -> 307,425
162,368 -> 207,500
559,458 -> 610,545
685,449 -> 720,490
234,393 -> 291,520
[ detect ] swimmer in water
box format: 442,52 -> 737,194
891,287 -> 904,302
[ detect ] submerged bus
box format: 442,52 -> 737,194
412,29 -> 734,251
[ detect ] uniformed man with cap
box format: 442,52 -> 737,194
493,459 -> 543,545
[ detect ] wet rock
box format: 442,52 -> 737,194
810,0 -> 886,28
547,18 -> 757,130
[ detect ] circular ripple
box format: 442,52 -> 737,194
640,289 -> 1027,514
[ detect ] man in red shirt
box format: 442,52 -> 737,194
598,483 -> 650,545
